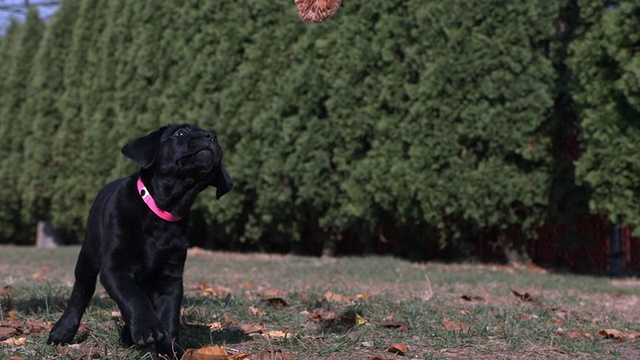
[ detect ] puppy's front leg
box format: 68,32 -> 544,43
48,246 -> 99,345
151,276 -> 184,357
99,269 -> 167,346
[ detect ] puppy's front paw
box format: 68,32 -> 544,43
130,318 -> 167,346
47,320 -> 79,345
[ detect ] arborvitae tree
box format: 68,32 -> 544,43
19,0 -> 80,238
105,1 -> 176,178
570,0 -> 640,230
376,1 -> 559,262
172,2 -> 257,247
0,9 -> 45,243
48,0 -> 110,237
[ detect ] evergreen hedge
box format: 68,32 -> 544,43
0,0 -> 637,261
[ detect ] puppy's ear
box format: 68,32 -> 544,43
214,165 -> 233,199
121,126 -> 167,169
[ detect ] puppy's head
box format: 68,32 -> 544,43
122,124 -> 232,199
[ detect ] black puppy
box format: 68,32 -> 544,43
47,124 -> 232,358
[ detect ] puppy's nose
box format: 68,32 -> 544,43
205,133 -> 218,142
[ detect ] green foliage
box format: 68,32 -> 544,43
569,0 -> 640,229
0,9 -> 45,243
49,0 -> 110,236
19,0 -> 80,239
0,0 -> 636,260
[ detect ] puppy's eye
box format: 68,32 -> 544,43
174,129 -> 187,137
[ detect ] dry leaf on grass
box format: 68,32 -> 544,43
598,329 -> 625,340
24,319 -> 51,334
198,282 -> 232,298
295,0 -> 342,23
323,291 -> 369,303
553,308 -> 570,320
222,314 -> 237,326
0,325 -> 18,338
305,308 -> 336,324
461,295 -> 484,301
510,289 -> 544,307
386,343 -> 409,356
181,345 -> 249,360
249,306 -> 263,317
5,355 -> 21,360
262,329 -> 291,339
0,336 -> 26,346
355,314 -> 368,325
208,322 -> 224,331
257,349 -> 294,360
564,329 -> 586,339
229,323 -> 264,335
367,357 -> 395,360
443,319 -> 470,333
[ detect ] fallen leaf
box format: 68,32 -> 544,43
323,291 -> 347,302
229,323 -> 264,335
628,332 -> 640,339
386,343 -> 409,355
222,314 -> 237,326
5,355 -> 21,360
322,291 -> 368,303
443,319 -> 470,333
565,329 -> 586,340
553,308 -> 570,320
295,0 -> 342,23
598,329 -> 625,340
199,282 -> 232,298
208,322 -> 224,331
0,337 -> 26,346
261,290 -> 283,298
31,272 -> 46,282
249,306 -> 263,317
378,321 -> 411,330
306,308 -> 336,324
367,357 -> 395,360
553,317 -> 565,325
355,314 -> 368,325
0,325 -> 18,338
256,349 -> 294,360
0,286 -> 13,311
461,295 -> 484,301
24,320 -> 51,334
262,329 -> 290,339
181,345 -> 250,360
510,289 -> 543,307
6,310 -> 19,322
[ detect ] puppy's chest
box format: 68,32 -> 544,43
137,223 -> 189,271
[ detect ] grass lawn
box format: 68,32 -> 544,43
1,245 -> 640,359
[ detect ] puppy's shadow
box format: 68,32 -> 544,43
13,295 -> 117,315
180,324 -> 252,349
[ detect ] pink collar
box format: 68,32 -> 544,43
136,177 -> 183,222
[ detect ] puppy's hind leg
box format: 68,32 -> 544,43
48,245 -> 99,345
